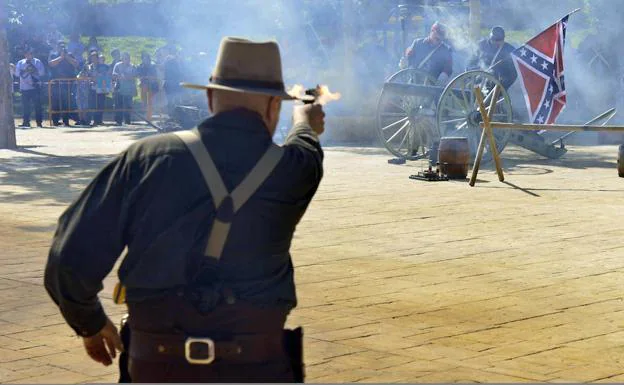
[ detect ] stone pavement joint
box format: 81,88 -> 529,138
0,125 -> 623,382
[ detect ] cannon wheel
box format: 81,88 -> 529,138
436,70 -> 512,163
376,69 -> 439,159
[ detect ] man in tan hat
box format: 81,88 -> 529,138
44,37 -> 325,382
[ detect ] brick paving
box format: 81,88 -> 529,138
0,124 -> 623,383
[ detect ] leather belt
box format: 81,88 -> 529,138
130,329 -> 285,365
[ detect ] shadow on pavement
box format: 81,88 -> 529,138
0,149 -> 112,205
501,148 -> 618,171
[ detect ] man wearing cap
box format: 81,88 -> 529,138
15,47 -> 45,128
44,37 -> 325,382
400,22 -> 453,84
467,26 -> 518,89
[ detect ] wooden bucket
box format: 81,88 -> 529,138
438,137 -> 470,179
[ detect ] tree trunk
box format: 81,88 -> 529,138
0,2 -> 17,149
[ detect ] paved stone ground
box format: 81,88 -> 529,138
0,124 -> 623,383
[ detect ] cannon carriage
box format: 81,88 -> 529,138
376,66 -> 570,163
375,0 -> 569,163
377,68 -> 514,162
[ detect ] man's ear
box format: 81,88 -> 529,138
266,96 -> 281,121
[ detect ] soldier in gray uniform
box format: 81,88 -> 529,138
468,26 -> 518,89
44,37 -> 325,383
400,22 -> 453,84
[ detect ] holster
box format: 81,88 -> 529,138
283,327 -> 305,383
118,315 -> 132,383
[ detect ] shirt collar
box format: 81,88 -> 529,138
199,108 -> 271,138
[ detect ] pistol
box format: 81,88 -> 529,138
302,86 -> 321,105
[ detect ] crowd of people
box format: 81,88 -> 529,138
9,28 -> 204,128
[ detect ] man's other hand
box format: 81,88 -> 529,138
83,317 -> 124,366
293,103 -> 325,136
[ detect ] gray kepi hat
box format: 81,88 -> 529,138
181,37 -> 298,100
490,26 -> 505,41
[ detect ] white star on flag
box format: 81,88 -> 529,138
530,55 -> 538,64
548,84 -> 553,93
541,61 -> 548,70
520,48 -> 527,57
544,99 -> 550,108
537,115 -> 544,123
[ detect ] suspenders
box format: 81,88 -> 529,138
112,128 -> 284,304
173,128 -> 284,259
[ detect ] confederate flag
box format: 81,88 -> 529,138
511,16 -> 569,124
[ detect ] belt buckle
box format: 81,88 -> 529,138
184,337 -> 216,365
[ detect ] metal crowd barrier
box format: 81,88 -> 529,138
45,76 -> 162,125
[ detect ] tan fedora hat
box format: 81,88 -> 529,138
181,37 -> 297,100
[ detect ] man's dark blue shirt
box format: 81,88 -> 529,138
44,109 -> 324,337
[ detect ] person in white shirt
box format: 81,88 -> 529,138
15,48 -> 45,128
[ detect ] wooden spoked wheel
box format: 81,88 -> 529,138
436,70 -> 513,163
376,69 -> 439,159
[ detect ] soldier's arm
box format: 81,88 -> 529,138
405,40 -> 418,67
44,151 -> 135,337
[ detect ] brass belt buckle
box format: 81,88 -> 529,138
184,337 -> 216,365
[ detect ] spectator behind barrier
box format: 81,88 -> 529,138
112,52 -> 137,125
48,40 -> 79,127
137,51 -> 158,121
15,47 -> 45,128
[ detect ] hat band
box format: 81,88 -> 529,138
210,77 -> 285,91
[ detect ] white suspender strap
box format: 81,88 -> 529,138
174,129 -> 228,207
230,145 -> 283,211
174,129 -> 284,259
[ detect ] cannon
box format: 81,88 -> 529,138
375,0 -> 569,163
376,67 -> 569,163
377,68 -> 513,162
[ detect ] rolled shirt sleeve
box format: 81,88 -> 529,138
44,151 -> 134,337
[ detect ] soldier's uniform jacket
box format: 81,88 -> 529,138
468,38 -> 518,89
44,108 -> 323,337
406,37 -> 453,80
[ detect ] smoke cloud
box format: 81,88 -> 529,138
11,0 -> 621,144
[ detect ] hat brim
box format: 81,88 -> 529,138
181,82 -> 300,101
